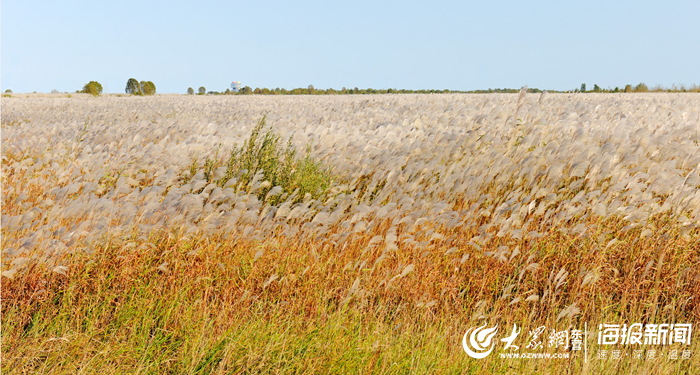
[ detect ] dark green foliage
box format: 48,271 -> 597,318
142,81 -> 156,95
125,78 -> 154,95
126,78 -> 140,94
198,86 -> 206,95
81,81 -> 103,96
184,116 -> 333,204
187,87 -> 195,95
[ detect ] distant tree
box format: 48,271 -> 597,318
198,86 -> 206,95
187,87 -> 194,95
225,88 -> 232,94
593,84 -> 601,93
126,78 -> 141,94
81,81 -> 103,96
308,84 -> 315,94
624,84 -> 632,93
254,87 -> 262,94
634,83 -> 649,92
614,87 -> 620,93
4,89 -> 12,93
51,89 -> 59,94
142,81 -> 156,95
239,86 -> 253,95
580,83 -> 586,93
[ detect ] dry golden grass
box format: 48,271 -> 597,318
2,93 -> 700,373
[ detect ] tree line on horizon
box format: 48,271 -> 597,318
574,82 -> 700,93
4,80 -> 699,97
188,83 -> 700,96
186,85 -> 549,96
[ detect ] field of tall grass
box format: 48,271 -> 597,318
2,92 -> 699,373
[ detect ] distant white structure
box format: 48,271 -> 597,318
231,81 -> 241,92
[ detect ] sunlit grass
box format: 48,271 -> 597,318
2,93 -> 700,373
3,217 -> 698,373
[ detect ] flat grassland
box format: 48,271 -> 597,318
2,93 -> 699,374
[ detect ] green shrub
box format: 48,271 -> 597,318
183,116 -> 333,204
81,81 -> 103,96
126,79 -> 155,95
142,81 -> 156,95
126,78 -> 141,95
634,83 -> 649,92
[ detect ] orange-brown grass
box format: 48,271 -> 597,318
3,218 -> 699,374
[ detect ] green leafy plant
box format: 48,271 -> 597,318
81,81 -> 103,96
126,79 -> 155,95
634,82 -> 649,92
125,78 -> 141,95
184,116 -> 334,204
142,81 -> 156,95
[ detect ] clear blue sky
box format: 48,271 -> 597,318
2,1 -> 699,93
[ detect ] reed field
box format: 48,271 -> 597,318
2,92 -> 700,374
